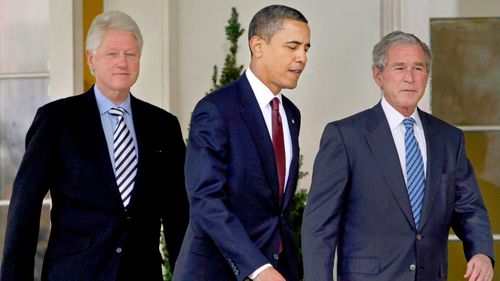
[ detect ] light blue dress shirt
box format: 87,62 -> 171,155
94,85 -> 139,172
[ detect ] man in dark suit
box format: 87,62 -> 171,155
0,11 -> 188,281
173,5 -> 310,281
302,31 -> 494,281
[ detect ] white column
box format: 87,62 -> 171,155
380,0 -> 402,37
49,0 -> 83,100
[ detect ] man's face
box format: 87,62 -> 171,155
254,19 -> 310,95
372,43 -> 429,116
87,29 -> 140,98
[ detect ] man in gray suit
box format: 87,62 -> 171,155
302,31 -> 494,281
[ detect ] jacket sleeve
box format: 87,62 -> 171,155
301,122 -> 350,281
161,115 -> 189,270
185,99 -> 269,280
450,131 -> 495,265
1,107 -> 54,281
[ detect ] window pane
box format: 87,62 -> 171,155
0,204 -> 50,280
464,131 -> 500,233
431,18 -> 500,126
0,78 -> 49,200
448,131 -> 499,281
0,0 -> 49,73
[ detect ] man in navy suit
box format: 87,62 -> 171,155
173,5 -> 310,281
302,31 -> 494,281
0,11 -> 188,281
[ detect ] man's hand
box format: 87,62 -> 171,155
464,254 -> 493,281
254,267 -> 286,281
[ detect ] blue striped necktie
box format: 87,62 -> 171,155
403,117 -> 425,230
109,107 -> 137,208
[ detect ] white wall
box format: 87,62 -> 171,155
175,1 -> 381,189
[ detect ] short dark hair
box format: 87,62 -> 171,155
248,5 -> 308,42
372,30 -> 432,73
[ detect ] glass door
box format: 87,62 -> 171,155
431,17 -> 500,281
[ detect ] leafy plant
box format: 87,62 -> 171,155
160,229 -> 172,281
290,155 -> 309,280
209,7 -> 245,92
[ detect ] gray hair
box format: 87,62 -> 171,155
248,5 -> 308,43
86,10 -> 143,54
372,30 -> 432,73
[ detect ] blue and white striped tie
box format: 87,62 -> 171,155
403,117 -> 425,230
109,107 -> 137,208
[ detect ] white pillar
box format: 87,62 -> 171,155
49,0 -> 83,100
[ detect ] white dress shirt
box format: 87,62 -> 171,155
245,68 -> 293,190
381,97 -> 427,185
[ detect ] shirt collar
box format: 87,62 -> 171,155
381,96 -> 422,130
245,68 -> 282,109
94,85 -> 133,116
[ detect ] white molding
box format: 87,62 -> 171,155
380,0 -> 402,37
449,234 -> 500,241
73,0 -> 83,94
49,0 -> 81,100
458,126 -> 500,132
0,72 -> 50,79
162,0 -> 174,111
0,199 -> 52,207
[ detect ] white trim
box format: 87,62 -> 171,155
49,0 -> 82,100
449,234 -> 500,241
458,126 -> 500,132
162,0 -> 173,111
73,0 -> 83,94
380,0 -> 402,37
0,72 -> 50,79
0,199 -> 52,207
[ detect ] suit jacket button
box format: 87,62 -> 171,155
416,234 -> 422,240
116,247 -> 122,254
273,253 -> 279,261
409,264 -> 416,271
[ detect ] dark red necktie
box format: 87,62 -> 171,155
271,97 -> 285,253
270,98 -> 285,205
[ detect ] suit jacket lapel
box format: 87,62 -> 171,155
237,75 -> 281,206
281,97 -> 299,211
128,95 -> 146,210
418,110 -> 443,230
364,103 -> 416,229
82,89 -> 124,211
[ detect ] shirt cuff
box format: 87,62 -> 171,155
248,264 -> 272,279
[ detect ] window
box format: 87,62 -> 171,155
0,0 -> 51,279
431,17 -> 500,281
